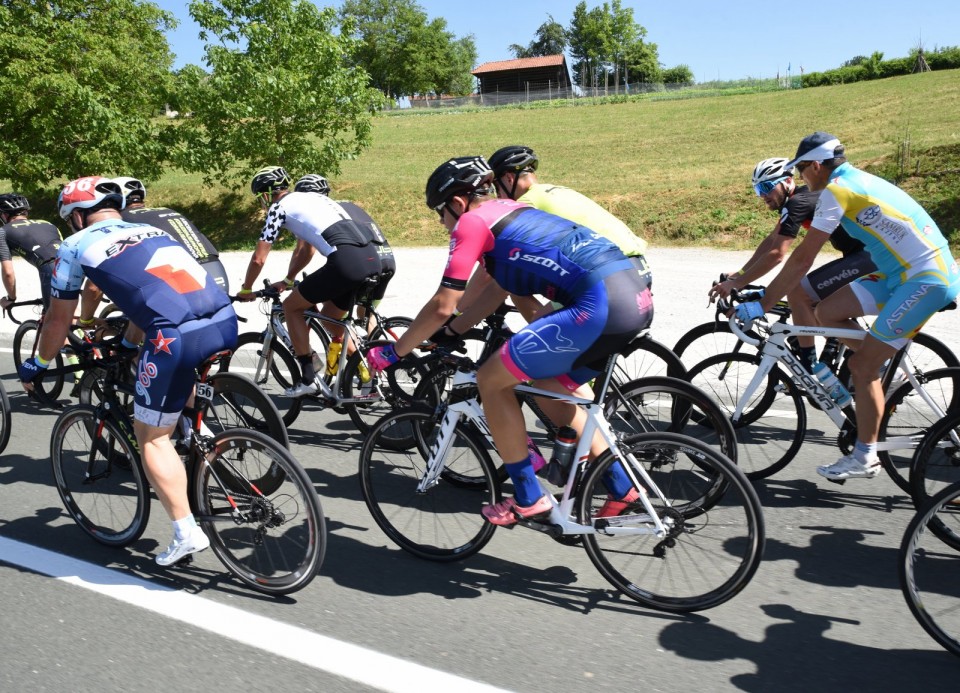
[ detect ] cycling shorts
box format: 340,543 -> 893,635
800,251 -> 876,302
133,304 -> 238,427
500,268 -> 653,389
297,243 -> 381,311
851,270 -> 960,350
38,261 -> 55,311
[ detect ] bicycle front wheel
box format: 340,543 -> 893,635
220,332 -> 303,427
616,334 -> 687,381
688,352 -> 806,479
899,481 -> 960,657
193,429 -> 326,595
0,383 -> 10,455
909,411 -> 960,548
579,432 -> 764,612
15,319 -> 65,401
205,371 -> 289,449
359,405 -> 501,561
672,321 -> 757,370
50,405 -> 150,547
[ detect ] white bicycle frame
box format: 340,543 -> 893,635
729,316 -> 955,453
416,368 -> 674,538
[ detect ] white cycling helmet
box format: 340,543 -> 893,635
113,176 -> 146,206
751,157 -> 791,196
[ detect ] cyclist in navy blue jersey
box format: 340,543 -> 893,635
0,193 -> 62,310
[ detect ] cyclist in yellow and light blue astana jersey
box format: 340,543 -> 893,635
735,131 -> 959,485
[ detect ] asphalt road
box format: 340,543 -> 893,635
2,247 -> 959,692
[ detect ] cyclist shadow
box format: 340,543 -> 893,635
320,520 -> 686,621
753,479 -> 911,514
659,603 -> 958,689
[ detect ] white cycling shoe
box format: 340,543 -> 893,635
817,454 -> 881,482
156,529 -> 210,566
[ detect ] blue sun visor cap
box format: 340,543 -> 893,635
785,132 -> 844,170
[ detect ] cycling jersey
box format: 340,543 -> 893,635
260,192 -> 370,254
0,218 -> 62,267
122,206 -> 219,262
776,186 -> 864,255
518,183 -> 648,257
338,200 -> 395,302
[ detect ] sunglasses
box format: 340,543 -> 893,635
795,160 -> 816,174
754,177 -> 786,196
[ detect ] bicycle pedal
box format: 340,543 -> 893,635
174,553 -> 195,567
825,477 -> 846,486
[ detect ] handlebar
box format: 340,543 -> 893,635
728,315 -> 761,347
2,298 -> 44,325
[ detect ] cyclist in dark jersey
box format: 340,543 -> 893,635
0,193 -> 62,310
367,156 -> 653,525
709,157 -> 876,370
19,177 -> 237,566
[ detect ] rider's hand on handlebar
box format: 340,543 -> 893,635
235,287 -> 257,302
734,300 -> 765,323
707,272 -> 742,304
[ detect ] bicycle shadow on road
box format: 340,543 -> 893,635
659,603 -> 958,690
753,479 -> 911,514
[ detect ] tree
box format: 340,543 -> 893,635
172,0 -> 382,187
662,64 -> 694,84
509,15 -> 567,59
0,1 -> 177,189
340,0 -> 476,99
567,1 -> 659,89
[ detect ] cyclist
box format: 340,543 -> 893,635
709,157 -> 876,371
18,176 -> 237,564
237,166 -> 381,397
115,177 -> 230,293
293,174 -> 396,339
735,132 -> 960,481
0,193 -> 62,310
367,156 -> 653,524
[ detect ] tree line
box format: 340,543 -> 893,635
801,46 -> 960,87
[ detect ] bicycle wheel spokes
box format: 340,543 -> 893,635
195,430 -> 325,595
899,482 -> 960,657
51,406 -> 149,547
223,333 -> 302,427
688,353 -> 805,480
359,407 -> 500,561
579,433 -> 764,612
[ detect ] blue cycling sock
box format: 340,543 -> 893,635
505,457 -> 544,507
602,460 -> 633,500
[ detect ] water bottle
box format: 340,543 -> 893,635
546,426 -> 578,486
811,361 -> 853,407
326,340 -> 343,376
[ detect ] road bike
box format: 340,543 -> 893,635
687,314 -> 960,490
49,345 -> 324,595
358,350 -> 763,613
898,480 -> 960,657
907,409 -> 960,516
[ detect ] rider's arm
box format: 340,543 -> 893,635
1,258 -> 15,304
451,282 -> 510,334
734,230 -> 794,286
79,280 -> 102,323
241,240 -> 272,291
35,297 -> 78,363
394,286 -> 464,357
284,238 -> 316,283
759,229 -> 832,311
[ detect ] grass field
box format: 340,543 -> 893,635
25,69 -> 960,250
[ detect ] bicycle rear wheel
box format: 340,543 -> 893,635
688,352 -> 806,479
879,367 -> 960,494
359,405 -> 501,561
673,321 -> 758,370
899,481 -> 960,657
50,405 -> 150,547
14,319 -> 65,400
205,372 -> 289,449
909,411 -> 960,547
0,384 -> 10,455
579,432 -> 764,612
193,429 -> 326,595
616,334 -> 687,381
219,332 -> 303,427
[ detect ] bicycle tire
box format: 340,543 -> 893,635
14,319 -> 65,400
359,405 -> 501,561
687,352 -> 806,479
368,315 -> 414,342
205,372 -> 289,449
604,376 -> 738,465
579,432 -> 764,612
193,428 -> 326,595
879,367 -> 960,494
219,332 -> 303,427
672,321 -> 758,369
898,480 -> 960,657
50,404 -> 150,547
0,384 -> 10,455
908,411 -> 960,544
616,334 -> 688,381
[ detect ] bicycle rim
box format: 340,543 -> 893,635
579,433 -> 764,612
194,429 -> 325,595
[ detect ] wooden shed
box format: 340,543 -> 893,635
471,55 -> 572,94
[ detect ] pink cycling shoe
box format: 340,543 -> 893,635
596,487 -> 641,518
481,495 -> 552,526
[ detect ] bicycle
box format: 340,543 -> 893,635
358,350 -> 764,613
222,280 -> 428,432
907,409 -> 960,517
687,312 -> 960,490
898,480 -> 960,657
0,363 -> 9,455
49,344 -> 325,595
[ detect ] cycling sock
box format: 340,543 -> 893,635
799,346 -> 817,372
602,459 -> 634,500
505,458 -> 544,507
173,514 -> 198,540
297,354 -> 315,385
853,440 -> 878,464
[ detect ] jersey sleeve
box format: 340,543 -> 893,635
440,213 -> 494,290
0,228 -> 10,262
259,204 -> 286,244
809,188 -> 844,235
49,236 -> 86,300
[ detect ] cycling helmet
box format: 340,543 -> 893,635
57,177 -> 123,221
0,193 -> 30,215
113,176 -> 146,205
751,157 -> 791,196
424,156 -> 494,214
294,174 -> 331,196
488,145 -> 539,177
250,166 -> 291,195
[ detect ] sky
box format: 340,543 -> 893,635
154,1 -> 960,82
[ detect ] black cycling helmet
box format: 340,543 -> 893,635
488,145 -> 539,177
294,174 -> 331,196
424,156 -> 494,218
250,166 -> 292,195
0,193 -> 30,216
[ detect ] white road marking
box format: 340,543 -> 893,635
0,537 -> 512,693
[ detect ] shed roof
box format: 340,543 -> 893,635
471,55 -> 565,75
